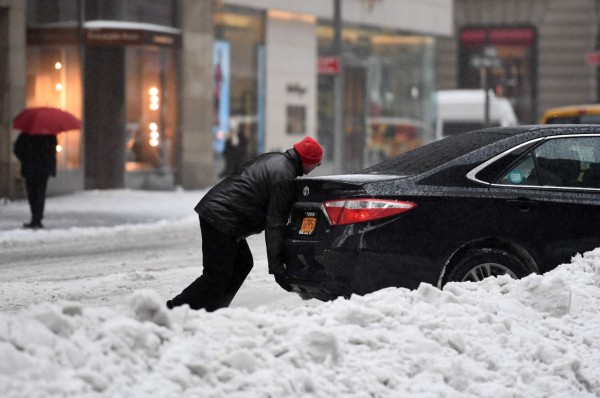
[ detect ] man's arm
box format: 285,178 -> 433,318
265,179 -> 296,274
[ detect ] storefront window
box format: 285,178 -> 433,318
27,0 -> 79,24
25,45 -> 82,170
367,34 -> 436,163
84,0 -> 179,27
317,25 -> 436,170
125,45 -> 178,172
214,8 -> 265,161
459,26 -> 537,124
27,0 -> 181,190
27,0 -> 178,27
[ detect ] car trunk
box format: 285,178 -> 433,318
289,174 -> 405,239
285,174 -> 407,300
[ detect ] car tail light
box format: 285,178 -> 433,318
323,199 -> 416,226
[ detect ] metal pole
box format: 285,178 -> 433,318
332,0 -> 344,174
484,66 -> 490,126
78,0 -> 87,178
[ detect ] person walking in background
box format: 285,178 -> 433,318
219,124 -> 249,178
167,136 -> 324,311
13,132 -> 57,229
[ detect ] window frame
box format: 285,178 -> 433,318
496,151 -> 538,186
468,134 -> 600,192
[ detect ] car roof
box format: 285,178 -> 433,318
361,129 -> 510,175
472,124 -> 600,136
360,125 -> 600,176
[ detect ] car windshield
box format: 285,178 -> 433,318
360,131 -> 509,175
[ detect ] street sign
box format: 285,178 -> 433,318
586,51 -> 600,65
471,54 -> 501,68
318,56 -> 340,75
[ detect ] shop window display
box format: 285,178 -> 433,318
125,46 -> 178,171
317,25 -> 436,170
26,46 -> 82,170
214,8 -> 265,159
26,0 -> 181,184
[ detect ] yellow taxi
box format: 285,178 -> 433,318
541,104 -> 600,124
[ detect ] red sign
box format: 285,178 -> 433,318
318,56 -> 340,75
586,51 -> 600,65
459,27 -> 535,48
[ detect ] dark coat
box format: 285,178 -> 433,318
13,132 -> 58,177
219,131 -> 249,177
195,148 -> 303,274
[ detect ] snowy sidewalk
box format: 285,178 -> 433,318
0,160 -> 340,231
0,189 -> 204,232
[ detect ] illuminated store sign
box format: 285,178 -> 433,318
27,28 -> 180,47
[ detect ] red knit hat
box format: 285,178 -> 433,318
293,136 -> 323,166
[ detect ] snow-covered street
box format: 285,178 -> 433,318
1,189 -> 600,397
0,189 -> 305,313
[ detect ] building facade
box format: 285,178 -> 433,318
1,0 -> 213,198
1,0 -> 452,200
215,0 -> 453,174
436,0 -> 600,124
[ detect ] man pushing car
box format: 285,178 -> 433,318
166,136 -> 323,311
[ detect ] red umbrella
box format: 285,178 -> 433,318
12,107 -> 82,135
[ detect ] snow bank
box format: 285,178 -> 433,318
1,250 -> 599,397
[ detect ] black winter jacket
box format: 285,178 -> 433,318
195,148 -> 303,274
13,132 -> 57,177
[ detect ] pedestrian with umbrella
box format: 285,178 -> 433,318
12,107 -> 82,229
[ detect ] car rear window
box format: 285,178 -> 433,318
442,121 -> 500,136
360,131 -> 508,175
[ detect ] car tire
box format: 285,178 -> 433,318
444,248 -> 530,285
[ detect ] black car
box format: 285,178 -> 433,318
284,125 -> 600,301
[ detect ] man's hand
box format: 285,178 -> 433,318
274,272 -> 293,292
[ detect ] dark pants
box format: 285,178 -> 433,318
25,175 -> 49,224
170,216 -> 254,311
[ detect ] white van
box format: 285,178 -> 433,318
435,89 -> 518,140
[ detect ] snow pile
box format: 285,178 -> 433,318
1,250 -> 600,397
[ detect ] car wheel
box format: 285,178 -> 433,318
444,248 -> 529,285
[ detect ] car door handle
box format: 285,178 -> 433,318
507,198 -> 538,212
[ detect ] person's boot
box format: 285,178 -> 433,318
23,221 -> 44,229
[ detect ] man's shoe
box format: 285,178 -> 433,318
23,222 -> 44,229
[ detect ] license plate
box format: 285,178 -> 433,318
299,212 -> 318,235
